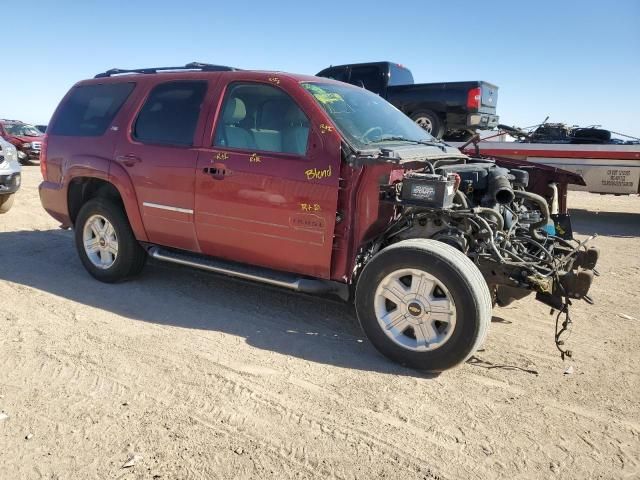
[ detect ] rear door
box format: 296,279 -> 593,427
194,76 -> 341,279
114,79 -> 212,251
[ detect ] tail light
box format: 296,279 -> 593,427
467,87 -> 481,110
40,135 -> 48,179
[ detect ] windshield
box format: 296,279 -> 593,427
3,123 -> 41,137
301,82 -> 437,150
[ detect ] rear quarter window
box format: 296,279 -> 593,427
50,83 -> 135,136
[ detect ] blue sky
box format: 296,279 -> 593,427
2,0 -> 639,136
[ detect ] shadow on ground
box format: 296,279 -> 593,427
0,228 -> 442,378
570,208 -> 640,237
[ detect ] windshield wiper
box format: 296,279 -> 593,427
370,136 -> 447,150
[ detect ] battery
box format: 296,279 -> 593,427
400,172 -> 456,208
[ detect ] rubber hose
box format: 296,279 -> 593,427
474,207 -> 504,231
454,190 -> 469,208
514,190 -> 550,241
489,169 -> 515,204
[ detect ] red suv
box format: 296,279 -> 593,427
39,63 -> 597,370
0,120 -> 45,164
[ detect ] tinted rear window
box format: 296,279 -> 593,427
389,65 -> 414,86
50,83 -> 135,136
133,81 -> 207,146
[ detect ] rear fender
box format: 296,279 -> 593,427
107,161 -> 148,242
64,159 -> 148,242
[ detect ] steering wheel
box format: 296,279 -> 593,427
361,126 -> 383,143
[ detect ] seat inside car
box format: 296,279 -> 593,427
216,97 -> 256,149
251,99 -> 284,153
282,105 -> 309,155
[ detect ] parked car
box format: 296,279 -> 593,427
316,61 -> 499,139
0,137 -> 21,213
0,119 -> 45,164
39,63 -> 596,371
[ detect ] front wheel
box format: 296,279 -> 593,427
355,239 -> 492,371
74,198 -> 146,282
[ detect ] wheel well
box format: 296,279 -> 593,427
68,177 -> 123,225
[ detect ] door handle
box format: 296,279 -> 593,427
116,154 -> 142,167
204,163 -> 231,180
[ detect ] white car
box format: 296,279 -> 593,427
0,137 -> 21,213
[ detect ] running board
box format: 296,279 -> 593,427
148,247 -> 349,300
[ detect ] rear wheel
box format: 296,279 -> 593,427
0,194 -> 15,214
74,198 -> 146,282
355,239 -> 491,371
410,110 -> 444,138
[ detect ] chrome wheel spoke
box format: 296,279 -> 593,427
414,321 -> 439,347
84,237 -> 100,253
413,274 -> 435,298
380,278 -> 407,305
105,222 -> 116,240
381,309 -> 410,332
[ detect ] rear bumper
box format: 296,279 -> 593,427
467,113 -> 499,129
39,181 -> 71,227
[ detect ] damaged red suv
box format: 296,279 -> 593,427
0,120 -> 44,164
39,63 -> 598,371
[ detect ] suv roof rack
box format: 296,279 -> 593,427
94,62 -> 239,78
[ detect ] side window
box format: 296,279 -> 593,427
133,81 -> 207,146
214,82 -> 310,156
318,67 -> 348,82
349,66 -> 384,93
50,82 -> 135,137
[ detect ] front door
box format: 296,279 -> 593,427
194,78 -> 340,279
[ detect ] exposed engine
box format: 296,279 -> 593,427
376,159 -> 599,358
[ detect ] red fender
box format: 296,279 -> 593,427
107,161 -> 148,242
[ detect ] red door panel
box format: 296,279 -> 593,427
195,143 -> 338,278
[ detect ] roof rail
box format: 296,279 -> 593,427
94,62 -> 238,78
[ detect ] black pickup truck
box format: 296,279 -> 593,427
316,61 -> 499,139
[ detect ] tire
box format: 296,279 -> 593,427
0,194 -> 15,214
355,239 -> 492,371
74,197 -> 146,282
410,110 -> 444,139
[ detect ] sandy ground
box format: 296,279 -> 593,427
0,166 -> 639,480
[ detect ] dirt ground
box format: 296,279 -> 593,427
1,166 -> 639,480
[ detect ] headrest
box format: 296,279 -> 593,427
223,98 -> 246,124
